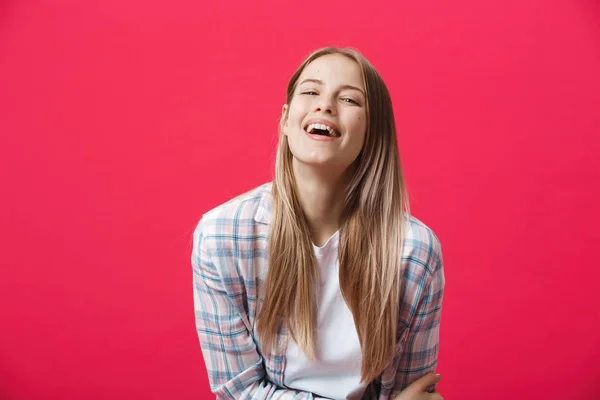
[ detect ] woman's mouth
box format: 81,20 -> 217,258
303,123 -> 340,138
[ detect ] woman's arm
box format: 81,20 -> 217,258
192,218 -> 319,400
392,233 -> 445,396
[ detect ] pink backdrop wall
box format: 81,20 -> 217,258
1,0 -> 599,398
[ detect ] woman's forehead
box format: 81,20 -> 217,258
299,54 -> 364,89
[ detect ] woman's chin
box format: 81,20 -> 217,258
293,156 -> 349,173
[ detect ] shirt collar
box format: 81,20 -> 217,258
253,182 -> 274,225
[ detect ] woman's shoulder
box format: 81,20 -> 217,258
196,182 -> 273,235
403,214 -> 444,276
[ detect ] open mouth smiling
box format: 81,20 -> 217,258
303,121 -> 341,138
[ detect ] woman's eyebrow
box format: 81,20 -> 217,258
299,79 -> 365,96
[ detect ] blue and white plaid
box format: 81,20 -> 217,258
192,182 -> 445,399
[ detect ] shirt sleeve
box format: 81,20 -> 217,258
391,237 -> 445,395
192,218 -> 319,400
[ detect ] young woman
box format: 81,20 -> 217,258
192,47 -> 445,400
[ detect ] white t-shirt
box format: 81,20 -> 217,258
284,231 -> 367,400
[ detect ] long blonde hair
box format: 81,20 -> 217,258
256,47 -> 410,383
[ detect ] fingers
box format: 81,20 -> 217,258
409,372 -> 441,392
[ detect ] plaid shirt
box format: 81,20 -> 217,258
192,182 -> 445,400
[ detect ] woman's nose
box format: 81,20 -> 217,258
315,97 -> 335,114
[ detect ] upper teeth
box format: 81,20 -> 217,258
306,123 -> 337,137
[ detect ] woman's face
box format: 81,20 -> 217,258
281,54 -> 367,172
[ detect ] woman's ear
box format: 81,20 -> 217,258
280,104 -> 289,134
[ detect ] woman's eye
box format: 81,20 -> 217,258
301,91 -> 318,95
341,98 -> 359,105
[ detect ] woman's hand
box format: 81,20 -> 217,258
392,373 -> 443,400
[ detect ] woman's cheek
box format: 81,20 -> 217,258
351,114 -> 367,134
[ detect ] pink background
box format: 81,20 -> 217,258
1,0 -> 599,398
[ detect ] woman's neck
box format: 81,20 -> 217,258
292,159 -> 351,247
